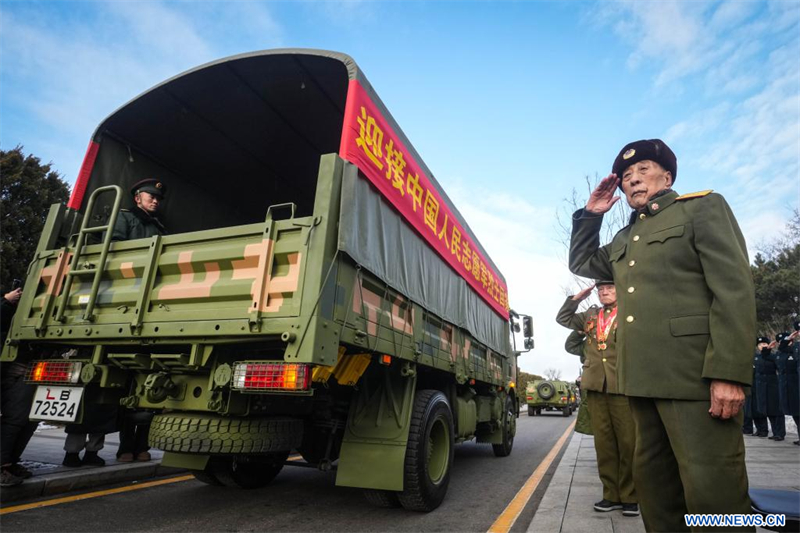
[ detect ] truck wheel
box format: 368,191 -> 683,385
363,489 -> 401,508
562,406 -> 571,417
527,405 -> 535,417
210,452 -> 288,489
537,382 -> 555,400
397,390 -> 454,512
149,413 -> 303,455
492,395 -> 516,457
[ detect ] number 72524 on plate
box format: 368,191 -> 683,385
30,386 -> 84,422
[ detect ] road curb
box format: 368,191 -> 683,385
0,463 -> 186,504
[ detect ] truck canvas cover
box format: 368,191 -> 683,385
68,49 -> 509,353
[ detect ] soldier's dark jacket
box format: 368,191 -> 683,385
774,344 -> 799,417
557,298 -> 619,394
756,348 -> 781,416
569,190 -> 756,399
111,208 -> 167,242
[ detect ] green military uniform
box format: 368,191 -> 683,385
111,178 -> 167,242
557,296 -> 636,506
111,208 -> 167,241
570,184 -> 756,531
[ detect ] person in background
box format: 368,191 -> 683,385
1,286 -> 40,487
749,338 -> 771,438
757,340 -> 785,441
774,331 -> 798,444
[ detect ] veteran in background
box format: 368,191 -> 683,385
557,281 -> 638,517
569,139 -> 756,531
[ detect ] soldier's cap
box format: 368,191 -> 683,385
612,139 -> 677,188
757,336 -> 771,344
131,178 -> 166,198
776,332 -> 790,342
595,280 -> 614,287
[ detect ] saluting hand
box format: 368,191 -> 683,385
572,284 -> 596,301
709,380 -> 745,420
586,174 -> 621,214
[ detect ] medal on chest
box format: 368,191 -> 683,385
596,308 -> 617,351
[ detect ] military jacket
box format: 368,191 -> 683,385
569,190 -> 756,400
556,297 -> 619,394
111,208 -> 167,242
756,349 -> 781,415
774,346 -> 799,416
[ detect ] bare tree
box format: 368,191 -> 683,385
544,367 -> 562,381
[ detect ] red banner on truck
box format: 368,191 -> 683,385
339,79 -> 509,317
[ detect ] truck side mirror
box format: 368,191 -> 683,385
523,316 -> 533,338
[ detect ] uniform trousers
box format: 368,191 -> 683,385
586,390 -> 636,503
628,397 -> 752,532
64,433 -> 105,453
767,415 -> 785,438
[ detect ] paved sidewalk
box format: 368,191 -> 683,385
528,416 -> 800,533
0,426 -> 182,504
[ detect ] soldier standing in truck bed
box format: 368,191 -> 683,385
569,139 -> 756,531
111,179 -> 167,241
556,280 -> 638,517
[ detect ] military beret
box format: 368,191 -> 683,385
612,139 -> 677,187
757,336 -> 770,344
131,178 -> 166,198
776,332 -> 790,342
595,280 -> 615,287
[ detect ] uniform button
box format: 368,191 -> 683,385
602,358 -> 607,362
639,213 -> 646,220
626,315 -> 634,323
628,260 -> 636,267
628,287 -> 635,293
633,235 -> 640,242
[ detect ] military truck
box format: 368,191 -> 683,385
525,380 -> 573,417
1,50 -> 533,512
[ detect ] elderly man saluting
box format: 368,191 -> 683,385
569,139 -> 756,532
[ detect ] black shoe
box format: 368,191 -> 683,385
6,463 -> 32,479
594,499 -> 623,512
62,453 -> 82,467
756,432 -> 769,438
793,440 -> 799,446
82,451 -> 106,466
622,503 -> 640,516
773,436 -> 784,442
768,435 -> 777,440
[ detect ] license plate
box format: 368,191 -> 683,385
30,386 -> 84,422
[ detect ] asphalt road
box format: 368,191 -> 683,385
2,410 -> 575,533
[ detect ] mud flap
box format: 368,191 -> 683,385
336,362 -> 417,491
161,451 -> 209,470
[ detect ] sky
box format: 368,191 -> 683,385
1,0 -> 799,380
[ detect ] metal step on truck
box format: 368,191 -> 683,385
1,49 -> 533,512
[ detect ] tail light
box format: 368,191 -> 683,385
27,361 -> 82,384
561,396 -> 567,402
526,396 -> 533,400
232,363 -> 310,392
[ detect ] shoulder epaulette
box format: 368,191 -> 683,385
120,208 -> 131,212
676,190 -> 713,201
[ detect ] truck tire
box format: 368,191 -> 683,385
209,452 -> 288,489
397,390 -> 454,512
149,413 -> 303,455
363,489 -> 401,508
527,405 -> 535,417
562,406 -> 571,417
492,395 -> 516,457
537,381 -> 555,400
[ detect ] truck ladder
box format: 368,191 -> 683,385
53,185 -> 123,323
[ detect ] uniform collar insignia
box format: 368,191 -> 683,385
646,190 -> 678,216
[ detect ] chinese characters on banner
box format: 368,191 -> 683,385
339,79 -> 509,318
